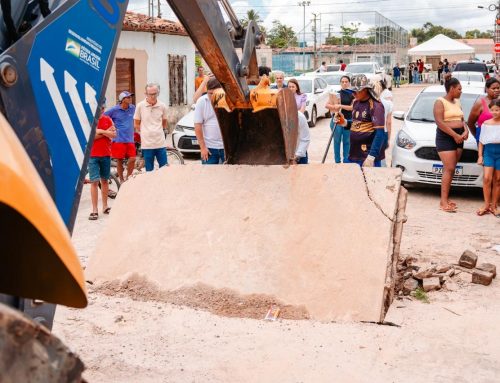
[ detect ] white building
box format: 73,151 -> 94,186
105,12 -> 196,129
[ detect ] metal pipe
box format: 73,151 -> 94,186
219,0 -> 242,31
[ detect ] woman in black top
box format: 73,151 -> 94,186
326,75 -> 355,163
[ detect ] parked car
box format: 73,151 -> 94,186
304,71 -> 352,94
285,76 -> 330,127
315,64 -> 341,72
344,61 -> 392,85
391,85 -> 484,188
172,108 -> 199,154
452,72 -> 485,89
452,60 -> 489,79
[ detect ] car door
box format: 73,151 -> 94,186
314,78 -> 329,115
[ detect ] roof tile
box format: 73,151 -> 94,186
123,11 -> 187,36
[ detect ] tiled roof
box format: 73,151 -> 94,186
456,39 -> 494,46
123,11 -> 187,36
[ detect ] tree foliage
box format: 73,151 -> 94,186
464,29 -> 494,39
411,22 -> 462,43
240,9 -> 267,38
267,20 -> 298,49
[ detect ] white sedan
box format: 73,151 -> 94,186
392,85 -> 484,188
285,76 -> 330,127
172,109 -> 199,154
304,71 -> 352,94
452,72 -> 485,90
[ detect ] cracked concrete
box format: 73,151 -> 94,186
86,164 -> 406,322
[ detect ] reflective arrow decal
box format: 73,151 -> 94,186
64,70 -> 91,140
40,58 -> 84,167
85,82 -> 98,116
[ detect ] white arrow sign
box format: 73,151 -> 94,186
40,58 -> 84,167
64,70 -> 91,140
85,82 -> 98,116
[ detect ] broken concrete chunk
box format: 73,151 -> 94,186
476,263 -> 496,278
457,272 -> 472,284
472,269 -> 494,286
445,268 -> 455,278
423,277 -> 441,292
403,278 -> 419,295
459,250 -> 478,269
443,280 -> 459,291
413,267 -> 436,280
435,264 -> 452,273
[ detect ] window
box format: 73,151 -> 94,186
168,54 -> 187,106
383,56 -> 391,65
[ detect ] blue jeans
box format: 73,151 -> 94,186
413,72 -> 419,84
332,120 -> 350,163
202,148 -> 225,164
394,76 -> 400,87
88,156 -> 111,182
142,147 -> 168,171
297,152 -> 308,164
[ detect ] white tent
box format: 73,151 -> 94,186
408,34 -> 474,56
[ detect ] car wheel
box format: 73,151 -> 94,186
308,106 -> 317,127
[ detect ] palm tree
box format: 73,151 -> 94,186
240,9 -> 261,28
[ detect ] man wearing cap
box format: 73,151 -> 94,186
348,74 -> 386,167
194,77 -> 225,164
134,83 -> 169,171
105,91 -> 136,181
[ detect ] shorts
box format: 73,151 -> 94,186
88,156 -> 111,182
436,128 -> 464,152
111,142 -> 136,159
483,143 -> 500,170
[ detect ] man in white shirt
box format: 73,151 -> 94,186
295,111 -> 310,164
194,78 -> 225,164
319,61 -> 327,73
134,83 -> 169,171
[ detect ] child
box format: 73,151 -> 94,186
477,98 -> 500,217
88,100 -> 116,220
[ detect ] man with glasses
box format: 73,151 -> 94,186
105,91 -> 136,181
194,78 -> 225,164
134,83 -> 169,171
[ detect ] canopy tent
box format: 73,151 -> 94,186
408,34 -> 474,56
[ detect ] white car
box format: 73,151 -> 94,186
345,61 -> 392,85
303,71 -> 352,94
315,64 -> 341,72
285,76 -> 330,127
392,85 -> 483,188
452,72 -> 485,89
172,109 -> 199,154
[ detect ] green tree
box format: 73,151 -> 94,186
240,9 -> 267,38
411,22 -> 462,43
339,24 -> 359,45
464,29 -> 494,39
267,20 -> 298,49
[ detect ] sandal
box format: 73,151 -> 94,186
476,207 -> 490,216
440,204 -> 457,213
103,207 -> 111,215
108,190 -> 117,199
88,212 -> 98,220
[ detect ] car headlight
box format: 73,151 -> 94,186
396,130 -> 416,150
174,125 -> 184,133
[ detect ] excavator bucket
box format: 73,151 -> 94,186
86,165 -> 407,322
216,83 -> 299,164
0,114 -> 87,308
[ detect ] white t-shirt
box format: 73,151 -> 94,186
380,90 -> 393,133
193,94 -> 224,149
480,123 -> 500,144
296,112 -> 310,158
134,99 -> 168,149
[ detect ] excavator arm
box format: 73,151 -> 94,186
166,0 -> 299,165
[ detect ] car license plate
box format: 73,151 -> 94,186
432,164 -> 463,175
192,139 -> 198,145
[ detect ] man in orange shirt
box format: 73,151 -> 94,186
195,66 -> 207,92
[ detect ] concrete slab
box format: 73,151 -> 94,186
86,164 -> 406,322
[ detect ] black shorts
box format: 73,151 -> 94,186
436,128 -> 464,152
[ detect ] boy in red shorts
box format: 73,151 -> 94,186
88,100 -> 116,220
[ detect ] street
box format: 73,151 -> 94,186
53,84 -> 500,383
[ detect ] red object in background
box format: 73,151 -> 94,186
134,132 -> 141,143
496,18 -> 500,25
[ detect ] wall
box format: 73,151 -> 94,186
106,31 -> 196,130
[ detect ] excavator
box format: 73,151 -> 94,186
1,0 -> 406,380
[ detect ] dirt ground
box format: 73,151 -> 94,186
53,84 -> 500,382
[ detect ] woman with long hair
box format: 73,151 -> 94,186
287,78 -> 307,113
433,74 -> 470,212
467,77 -> 500,141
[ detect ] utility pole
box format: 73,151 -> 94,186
312,13 -> 318,69
328,23 -> 333,38
478,1 -> 500,63
157,0 -> 162,18
298,1 -> 311,71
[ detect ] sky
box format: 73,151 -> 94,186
127,0 -> 498,43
